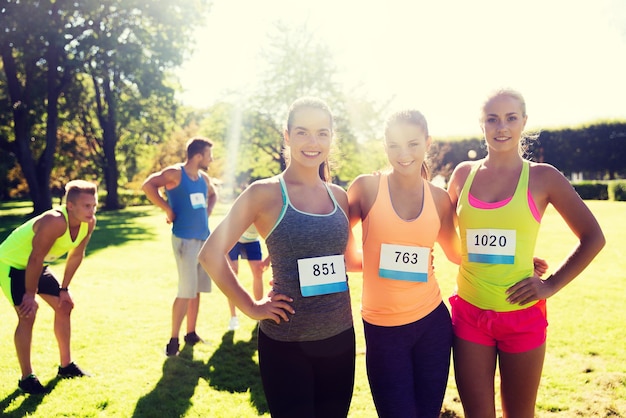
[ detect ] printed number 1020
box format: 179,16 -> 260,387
473,234 -> 507,247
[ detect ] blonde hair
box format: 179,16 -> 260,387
480,88 -> 539,157
64,180 -> 97,203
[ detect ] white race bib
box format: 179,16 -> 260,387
466,229 -> 516,264
379,243 -> 430,282
189,192 -> 207,209
297,255 -> 347,297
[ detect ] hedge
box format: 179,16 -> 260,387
608,181 -> 626,201
572,181 -> 626,201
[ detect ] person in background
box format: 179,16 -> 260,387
199,97 -> 356,417
447,88 -> 605,418
226,223 -> 269,331
0,180 -> 98,394
142,137 -> 218,356
346,109 -> 460,417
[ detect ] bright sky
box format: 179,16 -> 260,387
177,0 -> 626,138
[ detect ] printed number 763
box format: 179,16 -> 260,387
395,251 -> 418,264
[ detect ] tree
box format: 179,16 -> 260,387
0,0 -> 210,211
72,0 -> 209,209
1,0 -> 82,213
223,21 -> 386,194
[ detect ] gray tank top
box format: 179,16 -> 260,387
259,176 -> 353,342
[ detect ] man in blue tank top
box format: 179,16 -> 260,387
142,137 -> 217,356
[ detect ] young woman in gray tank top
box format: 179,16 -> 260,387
199,97 -> 356,417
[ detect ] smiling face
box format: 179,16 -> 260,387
384,121 -> 431,174
284,106 -> 333,170
480,93 -> 528,154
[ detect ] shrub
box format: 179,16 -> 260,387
608,181 -> 626,201
118,189 -> 152,207
572,182 -> 608,200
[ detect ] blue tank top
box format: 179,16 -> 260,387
165,165 -> 209,240
260,176 -> 353,342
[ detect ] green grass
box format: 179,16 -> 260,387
0,200 -> 624,417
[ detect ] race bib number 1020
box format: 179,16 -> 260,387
466,229 -> 516,264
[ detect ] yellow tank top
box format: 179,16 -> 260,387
0,206 -> 88,269
456,160 -> 541,311
361,174 -> 442,326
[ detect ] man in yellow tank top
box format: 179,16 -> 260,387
0,180 -> 97,394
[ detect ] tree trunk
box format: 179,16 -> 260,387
1,41 -> 51,214
102,80 -> 121,210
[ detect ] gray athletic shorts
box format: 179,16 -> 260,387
171,235 -> 211,298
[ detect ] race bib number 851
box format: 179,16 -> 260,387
297,255 -> 347,297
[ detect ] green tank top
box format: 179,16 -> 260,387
456,160 -> 541,311
0,206 -> 88,269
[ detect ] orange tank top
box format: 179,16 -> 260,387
361,174 -> 443,326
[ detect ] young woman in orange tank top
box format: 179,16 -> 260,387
346,110 -> 461,418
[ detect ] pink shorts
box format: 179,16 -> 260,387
449,295 -> 548,353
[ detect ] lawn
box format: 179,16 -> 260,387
0,200 -> 624,417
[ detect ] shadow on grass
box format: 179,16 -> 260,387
0,377 -> 62,417
440,409 -> 462,417
0,207 -> 156,256
132,327 -> 267,417
84,208 -> 157,255
132,344 -> 205,418
205,326 -> 268,414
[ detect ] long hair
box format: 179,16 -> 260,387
384,109 -> 430,180
480,88 -> 539,158
284,97 -> 334,182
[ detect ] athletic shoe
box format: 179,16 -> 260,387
58,362 -> 90,378
228,316 -> 240,331
184,331 -> 204,345
165,338 -> 179,356
18,374 -> 47,394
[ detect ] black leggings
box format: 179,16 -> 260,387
258,327 -> 356,418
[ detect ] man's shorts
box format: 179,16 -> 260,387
171,235 -> 211,298
0,262 -> 61,306
228,240 -> 262,261
449,294 -> 548,354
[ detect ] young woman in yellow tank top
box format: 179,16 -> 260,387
447,89 -> 605,418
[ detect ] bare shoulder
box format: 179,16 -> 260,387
144,164 -> 182,187
199,170 -> 216,190
528,161 -> 563,176
243,176 -> 282,206
199,170 -> 211,182
328,182 -> 348,205
448,160 -> 480,200
348,173 -> 380,195
450,160 -> 476,182
157,164 -> 182,177
528,161 -> 569,186
428,181 -> 452,203
33,209 -> 67,237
